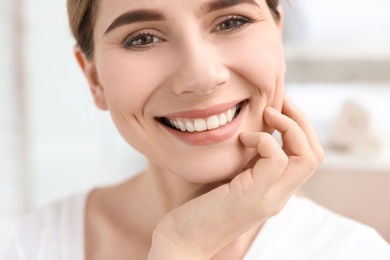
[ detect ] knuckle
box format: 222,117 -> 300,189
256,132 -> 272,146
295,152 -> 319,177
276,153 -> 289,168
306,153 -> 319,174
288,117 -> 300,129
262,132 -> 275,141
317,147 -> 325,163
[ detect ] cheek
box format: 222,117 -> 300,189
97,55 -> 166,114
222,30 -> 285,107
94,52 -> 178,157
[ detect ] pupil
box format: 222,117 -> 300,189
223,20 -> 239,30
135,35 -> 152,45
226,21 -> 233,28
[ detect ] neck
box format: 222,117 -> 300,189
146,160 -> 208,211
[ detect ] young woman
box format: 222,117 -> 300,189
6,0 -> 390,259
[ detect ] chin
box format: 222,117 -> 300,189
174,143 -> 256,184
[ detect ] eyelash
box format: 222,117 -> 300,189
122,15 -> 254,50
213,15 -> 254,33
122,30 -> 163,50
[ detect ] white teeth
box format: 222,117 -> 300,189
194,119 -> 207,131
207,115 -> 219,130
226,109 -> 233,122
167,104 -> 241,132
170,119 -> 179,129
219,113 -> 227,126
178,121 -> 186,131
185,121 -> 195,132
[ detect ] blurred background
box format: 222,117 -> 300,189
1,0 -> 389,256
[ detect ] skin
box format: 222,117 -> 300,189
74,0 -> 324,259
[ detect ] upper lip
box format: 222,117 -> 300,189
156,99 -> 247,119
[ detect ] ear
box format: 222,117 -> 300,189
74,45 -> 108,110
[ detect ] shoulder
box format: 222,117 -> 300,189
5,191 -> 89,260
245,196 -> 390,260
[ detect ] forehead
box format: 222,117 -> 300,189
97,0 -> 260,11
95,0 -> 263,26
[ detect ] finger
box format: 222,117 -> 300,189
264,106 -> 311,157
239,132 -> 288,185
282,94 -> 325,162
263,106 -> 318,192
275,154 -> 318,196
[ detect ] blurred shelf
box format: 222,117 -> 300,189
319,149 -> 390,172
284,43 -> 390,61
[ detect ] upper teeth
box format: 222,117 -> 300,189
167,105 -> 239,132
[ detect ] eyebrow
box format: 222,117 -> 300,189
104,9 -> 165,35
104,0 -> 259,35
201,0 -> 260,13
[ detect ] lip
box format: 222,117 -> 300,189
157,100 -> 248,146
157,99 -> 245,119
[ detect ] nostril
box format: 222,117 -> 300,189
172,74 -> 228,96
171,53 -> 229,96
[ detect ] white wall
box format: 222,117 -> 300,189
0,0 -> 28,256
23,0 -> 146,210
284,0 -> 390,59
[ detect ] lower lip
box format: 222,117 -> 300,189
160,102 -> 247,146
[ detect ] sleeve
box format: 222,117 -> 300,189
4,193 -> 87,260
346,227 -> 390,260
4,208 -> 48,260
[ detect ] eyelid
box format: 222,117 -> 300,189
211,15 -> 254,33
122,29 -> 165,50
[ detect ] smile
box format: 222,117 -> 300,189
158,100 -> 246,133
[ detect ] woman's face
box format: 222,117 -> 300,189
82,0 -> 285,183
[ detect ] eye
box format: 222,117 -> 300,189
214,16 -> 253,32
122,30 -> 164,50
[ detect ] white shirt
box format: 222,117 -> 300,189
5,192 -> 390,260
5,193 -> 86,260
244,196 -> 390,260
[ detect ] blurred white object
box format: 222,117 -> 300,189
287,83 -> 390,171
328,100 -> 381,155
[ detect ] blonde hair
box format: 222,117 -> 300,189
67,0 -> 280,59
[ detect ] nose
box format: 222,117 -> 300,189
171,40 -> 230,96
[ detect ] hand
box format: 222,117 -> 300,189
148,94 -> 324,259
